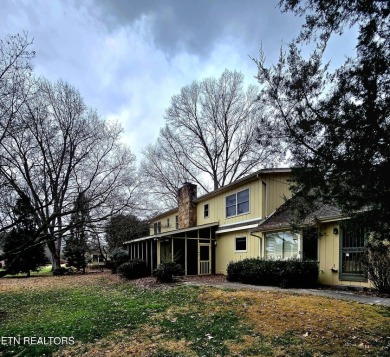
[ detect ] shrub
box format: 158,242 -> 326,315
363,242 -> 390,294
110,248 -> 129,273
154,262 -> 184,283
52,267 -> 69,276
117,259 -> 148,280
227,258 -> 318,288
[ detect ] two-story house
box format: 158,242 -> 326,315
124,168 -> 373,289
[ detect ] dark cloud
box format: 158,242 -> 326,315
94,0 -> 303,58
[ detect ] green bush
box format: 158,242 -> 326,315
227,258 -> 318,288
109,248 -> 129,273
154,261 -> 184,283
117,259 -> 148,280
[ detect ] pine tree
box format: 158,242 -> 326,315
63,193 -> 90,273
2,194 -> 47,277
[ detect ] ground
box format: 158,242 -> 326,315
0,272 -> 389,356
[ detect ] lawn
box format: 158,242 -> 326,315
0,273 -> 389,356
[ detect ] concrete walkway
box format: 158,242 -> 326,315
183,281 -> 390,306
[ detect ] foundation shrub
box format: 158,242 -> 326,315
117,259 -> 148,280
227,258 -> 318,288
154,262 -> 184,283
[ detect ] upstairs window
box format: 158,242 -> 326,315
226,188 -> 249,217
166,218 -> 170,228
153,222 -> 161,235
204,203 -> 209,218
175,215 -> 179,229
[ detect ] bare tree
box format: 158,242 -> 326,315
0,32 -> 35,145
0,78 -> 138,269
140,69 -> 283,207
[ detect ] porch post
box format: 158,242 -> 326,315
150,240 -> 154,275
171,238 -> 174,262
157,239 -> 160,265
184,233 -> 188,275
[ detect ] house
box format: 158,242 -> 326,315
124,168 -> 372,288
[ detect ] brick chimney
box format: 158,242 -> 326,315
178,182 -> 197,229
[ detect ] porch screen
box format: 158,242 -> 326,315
265,232 -> 298,259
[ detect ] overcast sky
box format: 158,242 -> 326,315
1,0 -> 357,160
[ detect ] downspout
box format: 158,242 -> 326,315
250,232 -> 263,258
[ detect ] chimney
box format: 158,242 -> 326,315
178,182 -> 197,229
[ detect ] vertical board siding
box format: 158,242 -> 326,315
318,223 -> 373,288
215,230 -> 262,275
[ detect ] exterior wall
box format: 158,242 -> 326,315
318,222 -> 373,288
261,173 -> 291,216
150,211 -> 178,236
215,230 -> 262,274
197,173 -> 291,227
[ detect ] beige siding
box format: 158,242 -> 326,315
215,230 -> 262,274
196,180 -> 262,226
261,173 -> 291,216
150,211 -> 178,235
197,173 -> 291,226
318,223 -> 373,288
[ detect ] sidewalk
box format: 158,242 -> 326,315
183,280 -> 390,306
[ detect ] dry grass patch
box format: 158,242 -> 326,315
0,271 -> 121,293
201,288 -> 390,356
54,325 -> 196,357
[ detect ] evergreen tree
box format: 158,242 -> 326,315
257,1 -> 390,237
105,214 -> 149,252
63,193 -> 90,273
2,194 -> 47,277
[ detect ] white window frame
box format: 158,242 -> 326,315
234,236 -> 247,253
226,188 -> 250,218
265,231 -> 299,260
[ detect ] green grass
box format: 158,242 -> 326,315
0,274 -> 389,356
1,264 -> 53,278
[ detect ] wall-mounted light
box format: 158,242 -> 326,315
333,227 -> 339,235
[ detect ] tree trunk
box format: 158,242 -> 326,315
27,270 -> 30,277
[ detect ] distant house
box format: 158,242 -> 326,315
124,168 -> 372,288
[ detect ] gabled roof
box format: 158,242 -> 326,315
255,199 -> 343,232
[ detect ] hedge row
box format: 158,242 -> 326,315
227,258 -> 319,288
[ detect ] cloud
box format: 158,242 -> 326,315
0,0 -> 358,160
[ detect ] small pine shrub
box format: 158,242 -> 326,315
227,258 -> 318,288
154,262 -> 184,283
117,259 -> 148,280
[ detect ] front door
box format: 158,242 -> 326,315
340,225 -> 367,281
198,243 -> 211,275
